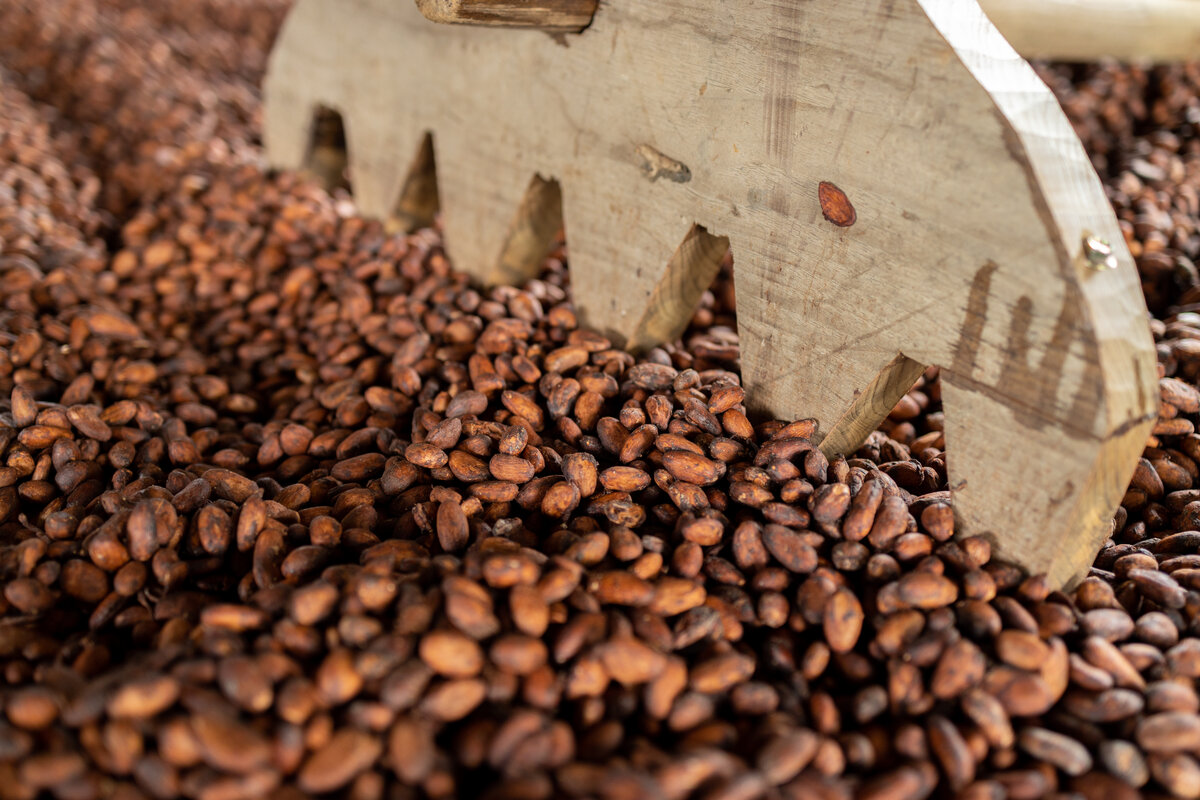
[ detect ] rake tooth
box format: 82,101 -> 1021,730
563,172 -> 720,348
817,355 -> 929,458
339,104 -> 425,222
432,126 -> 547,287
731,238 -> 916,434
740,326 -> 921,444
261,80 -> 318,174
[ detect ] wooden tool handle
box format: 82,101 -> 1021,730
980,0 -> 1200,62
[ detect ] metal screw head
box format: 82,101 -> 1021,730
1082,235 -> 1118,270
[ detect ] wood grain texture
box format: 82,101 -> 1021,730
493,175 -> 563,286
980,0 -> 1200,62
264,0 -> 1158,586
626,226 -> 728,353
415,0 -> 596,32
820,355 -> 928,460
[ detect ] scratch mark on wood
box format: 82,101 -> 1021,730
763,0 -> 803,167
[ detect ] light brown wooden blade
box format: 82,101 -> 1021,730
420,121 -> 535,282
264,0 -> 1158,586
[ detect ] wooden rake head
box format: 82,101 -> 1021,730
263,0 -> 1158,587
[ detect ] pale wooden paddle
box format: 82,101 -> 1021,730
264,0 -> 1159,587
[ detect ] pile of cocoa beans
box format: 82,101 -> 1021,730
6,3 -> 1200,799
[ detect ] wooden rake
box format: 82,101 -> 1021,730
263,0 -> 1166,587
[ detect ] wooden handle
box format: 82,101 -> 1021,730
414,0 -> 596,32
980,0 -> 1200,62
